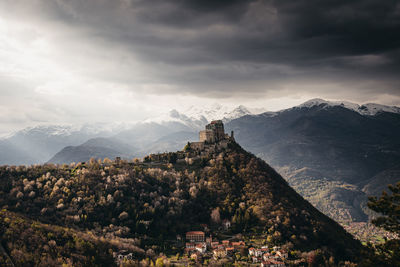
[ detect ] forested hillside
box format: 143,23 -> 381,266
0,141 -> 364,266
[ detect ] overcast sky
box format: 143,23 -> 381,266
0,0 -> 399,135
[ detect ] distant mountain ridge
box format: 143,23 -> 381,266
2,99 -> 399,167
0,104 -> 259,165
295,98 -> 400,116
143,104 -> 258,130
226,101 -> 400,224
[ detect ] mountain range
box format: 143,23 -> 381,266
1,99 -> 399,227
226,99 -> 400,223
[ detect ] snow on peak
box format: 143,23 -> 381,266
179,104 -> 255,122
359,103 -> 400,115
297,98 -> 400,116
8,122 -> 128,139
144,104 -> 260,129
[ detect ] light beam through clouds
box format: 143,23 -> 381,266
0,0 -> 399,135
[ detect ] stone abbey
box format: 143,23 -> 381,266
145,120 -> 234,163
190,120 -> 234,151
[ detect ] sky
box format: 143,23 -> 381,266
0,0 -> 399,135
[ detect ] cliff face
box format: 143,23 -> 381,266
0,141 -> 364,264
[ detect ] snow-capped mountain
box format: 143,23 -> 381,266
226,101 -> 400,224
8,122 -> 131,139
182,104 -> 254,122
145,104 -> 261,130
3,99 -> 398,166
0,123 -> 130,165
297,98 -> 400,116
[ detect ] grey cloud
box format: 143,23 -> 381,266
1,0 -> 399,100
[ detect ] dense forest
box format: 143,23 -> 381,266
0,141 -> 367,266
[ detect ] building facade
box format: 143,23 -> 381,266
186,231 -> 205,242
199,120 -> 225,143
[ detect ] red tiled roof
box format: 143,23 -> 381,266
186,231 -> 205,235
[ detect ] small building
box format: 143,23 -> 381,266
249,247 -> 256,256
255,249 -> 263,257
190,251 -> 202,262
225,247 -> 235,256
213,248 -> 227,259
195,243 -> 207,254
186,242 -> 196,249
211,241 -> 219,249
114,250 -> 133,264
186,231 -> 205,242
222,240 -> 230,247
232,241 -> 245,249
261,259 -> 286,267
249,248 -> 263,257
276,250 -> 288,259
272,246 -> 281,252
263,253 -> 272,261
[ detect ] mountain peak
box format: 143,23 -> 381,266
297,98 -> 400,116
145,104 -> 257,129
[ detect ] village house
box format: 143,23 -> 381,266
261,259 -> 286,267
276,250 -> 288,259
190,251 -> 202,262
253,256 -> 260,263
249,247 -> 263,257
185,231 -> 208,255
211,241 -> 219,249
186,231 -> 205,242
225,246 -> 235,256
231,241 -> 245,249
249,245 -> 288,267
195,243 -> 207,253
184,229 -> 246,259
113,250 -> 133,264
186,242 -> 196,249
213,248 -> 227,259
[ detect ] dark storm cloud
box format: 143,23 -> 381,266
2,0 -> 400,99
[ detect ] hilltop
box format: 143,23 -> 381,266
0,121 -> 365,266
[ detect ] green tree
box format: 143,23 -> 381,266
366,182 -> 400,265
368,182 -> 400,234
183,142 -> 191,152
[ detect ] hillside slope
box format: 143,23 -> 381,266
0,141 -> 364,265
48,137 -> 137,164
